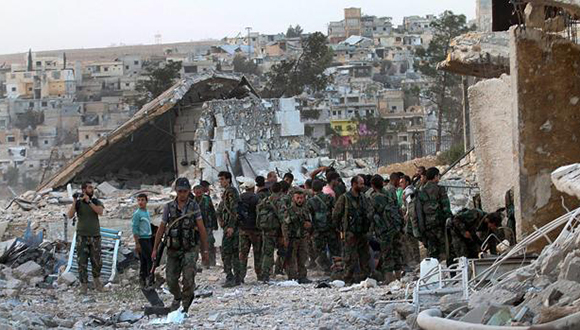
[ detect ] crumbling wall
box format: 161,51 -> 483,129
468,74 -> 515,213
192,97 -> 321,182
510,28 -> 580,247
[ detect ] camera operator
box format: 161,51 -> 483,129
67,181 -> 105,294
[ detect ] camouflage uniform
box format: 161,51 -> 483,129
307,193 -> 340,270
162,198 -> 203,311
333,191 -> 373,283
217,186 -> 241,283
401,186 -> 421,265
275,193 -> 293,274
257,192 -> 284,281
418,181 -> 452,261
449,209 -> 485,258
194,194 -> 218,266
76,236 -> 102,284
238,191 -> 262,281
370,185 -> 404,275
282,201 -> 311,280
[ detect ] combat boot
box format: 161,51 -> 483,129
93,278 -> 104,292
79,283 -> 88,295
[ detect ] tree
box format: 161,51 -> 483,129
286,25 -> 304,38
262,32 -> 333,97
136,61 -> 182,108
416,11 -> 471,151
232,54 -> 260,75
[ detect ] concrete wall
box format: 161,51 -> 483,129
468,74 -> 515,213
510,28 -> 580,247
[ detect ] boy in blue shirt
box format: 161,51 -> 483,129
132,193 -> 153,287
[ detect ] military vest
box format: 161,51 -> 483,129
257,195 -> 282,232
167,199 -> 199,251
343,193 -> 370,234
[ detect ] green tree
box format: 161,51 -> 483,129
136,60 -> 182,108
263,32 -> 333,97
416,11 -> 471,151
232,54 -> 260,75
286,25 -> 304,38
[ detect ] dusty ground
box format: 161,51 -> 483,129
0,253 -> 416,330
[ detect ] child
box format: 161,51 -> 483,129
132,193 -> 153,287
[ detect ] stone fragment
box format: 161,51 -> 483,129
439,294 -> 467,313
97,181 -> 118,196
563,257 -> 580,282
361,278 -> 377,289
14,260 -> 42,279
58,272 -> 78,286
393,303 -> 415,320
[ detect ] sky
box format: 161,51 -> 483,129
0,0 -> 475,55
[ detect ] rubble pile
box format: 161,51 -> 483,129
378,155 -> 440,177
441,150 -> 480,213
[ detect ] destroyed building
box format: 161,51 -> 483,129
38,72 -> 325,190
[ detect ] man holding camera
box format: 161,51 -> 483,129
67,181 -> 105,294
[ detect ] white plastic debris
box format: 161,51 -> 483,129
361,278 -> 377,289
277,280 -> 300,287
330,280 -> 345,288
149,307 -> 186,325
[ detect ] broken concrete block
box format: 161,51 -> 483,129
487,308 -> 512,326
361,278 -> 377,289
14,261 -> 42,279
562,257 -> 580,283
29,276 -> 44,286
439,294 -> 467,313
393,303 -> 415,319
6,278 -> 23,289
97,181 -> 118,196
58,272 -> 77,286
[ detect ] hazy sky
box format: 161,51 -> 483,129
0,0 -> 475,54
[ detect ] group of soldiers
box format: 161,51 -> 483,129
148,165 -> 512,313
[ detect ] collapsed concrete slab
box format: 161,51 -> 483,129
437,32 -> 510,78
38,72 -> 257,190
527,0 -> 580,16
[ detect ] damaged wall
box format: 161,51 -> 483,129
468,74 -> 515,213
186,97 -> 321,182
511,27 -> 580,247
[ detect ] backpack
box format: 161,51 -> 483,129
257,197 -> 281,231
312,195 -> 330,231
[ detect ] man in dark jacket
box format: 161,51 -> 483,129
238,181 -> 262,282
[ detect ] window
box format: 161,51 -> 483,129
29,102 -> 34,107
125,65 -> 129,70
36,61 -> 42,66
391,106 -> 397,110
332,111 -> 337,116
11,87 -> 16,92
44,140 -> 48,145
42,101 -> 47,107
28,87 -> 33,92
85,135 -> 89,140
134,61 -> 139,65
125,83 -> 130,87
7,136 -> 15,142
401,136 -> 408,142
29,164 -> 34,168
104,67 -> 109,72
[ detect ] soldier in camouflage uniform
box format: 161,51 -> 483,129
307,180 -> 340,272
369,174 -> 404,283
333,175 -> 374,284
449,208 -> 486,258
152,178 -> 209,312
257,182 -> 284,282
256,176 -> 270,201
282,190 -> 313,283
217,171 -> 242,287
274,181 -> 293,275
238,181 -> 262,282
193,185 -> 218,267
418,167 -> 452,262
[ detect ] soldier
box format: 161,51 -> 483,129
307,180 -> 340,272
67,181 -> 105,294
283,173 -> 294,186
370,174 -> 404,283
400,175 -> 421,267
418,167 -> 452,262
448,208 -> 486,259
274,181 -> 293,275
256,176 -> 270,200
333,175 -> 374,284
217,171 -> 242,287
282,190 -> 312,283
238,181 -> 262,282
412,166 -> 427,187
152,178 -> 209,312
257,182 -> 284,282
193,185 -> 218,267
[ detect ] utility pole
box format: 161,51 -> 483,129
245,27 -> 252,59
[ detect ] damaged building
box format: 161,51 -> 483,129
38,72 -> 323,190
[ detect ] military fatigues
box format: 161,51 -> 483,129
282,202 -> 311,280
217,186 -> 241,284
370,185 -> 404,275
75,198 -> 104,284
401,186 -> 421,266
307,193 -> 340,270
239,191 -> 262,281
257,193 -> 284,281
418,181 -> 452,261
274,194 -> 293,274
194,195 -> 218,266
333,191 -> 373,283
449,209 -> 485,258
162,198 -> 203,311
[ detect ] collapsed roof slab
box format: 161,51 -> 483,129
38,72 -> 256,191
527,0 -> 580,15
437,31 -> 510,78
